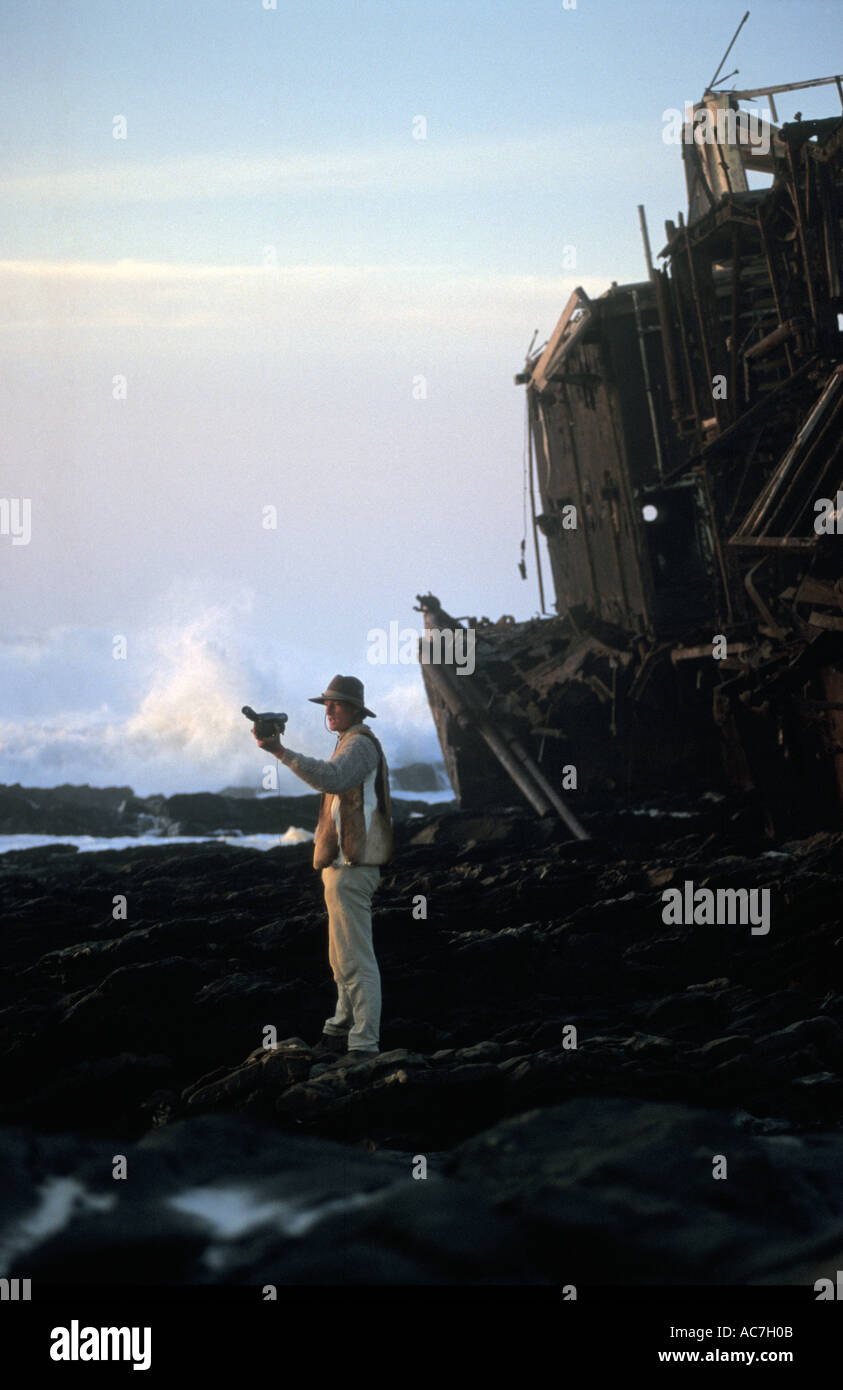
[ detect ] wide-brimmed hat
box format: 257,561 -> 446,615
308,674 -> 376,718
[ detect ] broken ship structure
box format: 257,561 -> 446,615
417,74 -> 843,835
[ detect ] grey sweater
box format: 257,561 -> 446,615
279,724 -> 379,793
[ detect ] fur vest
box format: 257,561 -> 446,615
313,725 -> 393,870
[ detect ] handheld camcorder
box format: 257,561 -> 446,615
242,705 -> 288,739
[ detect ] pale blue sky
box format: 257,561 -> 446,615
1,0 -> 840,794
5,0 -> 841,272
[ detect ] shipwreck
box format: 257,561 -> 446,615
417,67 -> 843,837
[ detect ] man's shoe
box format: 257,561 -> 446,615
311,1033 -> 347,1058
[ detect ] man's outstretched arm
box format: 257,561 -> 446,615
254,727 -> 378,793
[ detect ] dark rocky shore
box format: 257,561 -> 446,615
0,774 -> 441,838
1,794 -> 842,1286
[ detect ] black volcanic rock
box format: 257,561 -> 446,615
443,1096 -> 843,1284
0,783 -> 133,836
0,780 -> 438,838
390,762 -> 447,792
158,790 -> 322,835
0,1114 -> 532,1285
1,797 -> 842,1284
3,1100 -> 843,1286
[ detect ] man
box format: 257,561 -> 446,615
252,675 -> 392,1063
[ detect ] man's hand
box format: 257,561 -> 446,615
252,725 -> 284,758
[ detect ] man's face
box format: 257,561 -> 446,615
325,700 -> 358,732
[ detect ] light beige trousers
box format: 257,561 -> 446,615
321,864 -> 381,1051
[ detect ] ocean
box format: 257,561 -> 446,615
0,788 -> 456,855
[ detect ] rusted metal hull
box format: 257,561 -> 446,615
418,77 -> 843,833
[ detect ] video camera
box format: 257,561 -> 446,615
242,705 -> 288,739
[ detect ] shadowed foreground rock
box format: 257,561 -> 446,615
3,1102 -> 843,1286
1,797 -> 841,1284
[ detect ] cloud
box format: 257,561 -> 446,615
0,602 -> 445,796
0,257 -> 611,345
0,598 -> 261,790
0,138 -> 580,206
0,632 -> 54,664
369,676 -> 446,768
